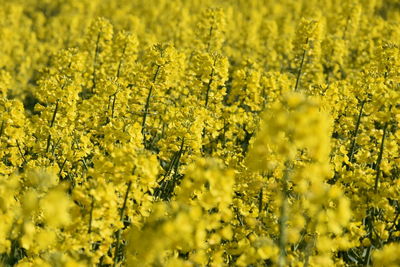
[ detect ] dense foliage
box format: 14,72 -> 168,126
0,0 -> 400,266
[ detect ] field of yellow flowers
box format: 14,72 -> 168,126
0,0 -> 400,266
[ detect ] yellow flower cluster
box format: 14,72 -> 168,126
0,0 -> 399,266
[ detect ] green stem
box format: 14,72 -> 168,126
113,181 -> 132,267
173,138 -> 185,174
50,100 -> 59,128
142,65 -> 161,144
116,42 -> 128,78
342,16 -> 350,40
349,100 -> 365,163
46,100 -> 59,153
159,138 -> 185,200
374,121 -> 388,193
258,188 -> 263,216
0,120 -> 4,138
111,93 -> 117,119
59,158 -> 67,176
294,38 -> 309,92
207,25 -> 214,52
205,58 -> 217,107
364,208 -> 375,266
16,140 -> 27,164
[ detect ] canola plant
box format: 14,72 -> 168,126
0,0 -> 399,266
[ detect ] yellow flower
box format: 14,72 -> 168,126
40,187 -> 73,228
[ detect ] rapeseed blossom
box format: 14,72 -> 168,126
0,0 -> 399,266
